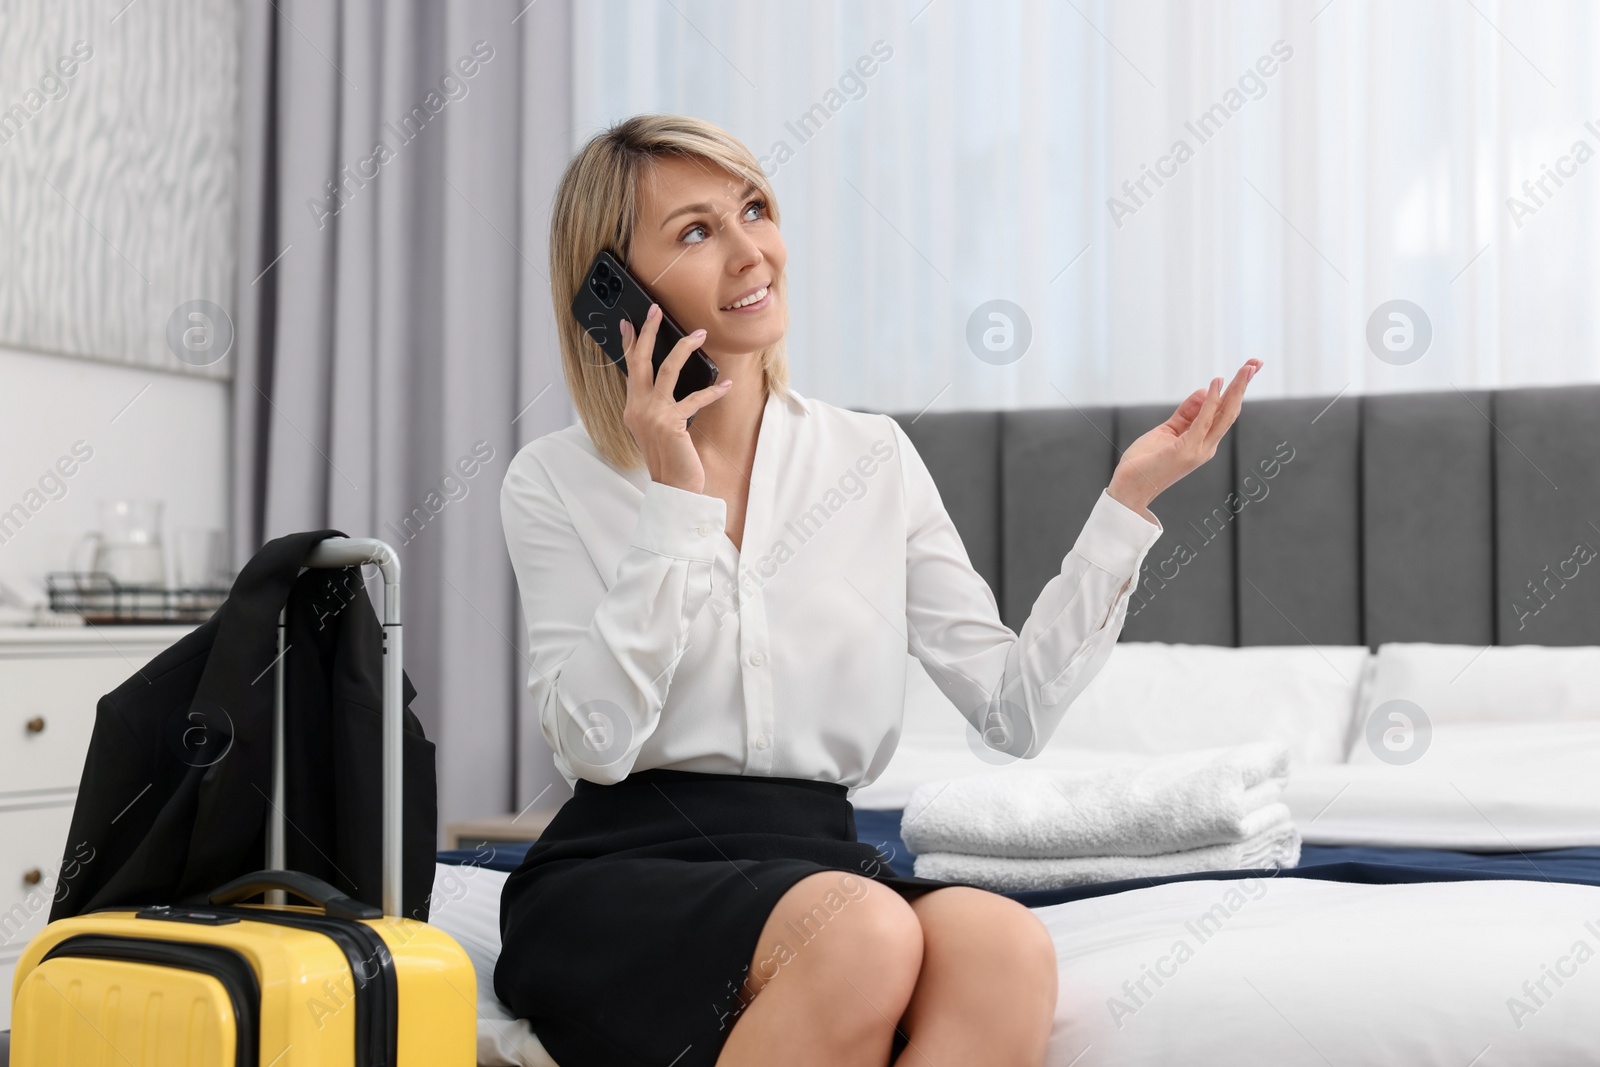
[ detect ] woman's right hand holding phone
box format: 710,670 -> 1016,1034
618,302 -> 734,495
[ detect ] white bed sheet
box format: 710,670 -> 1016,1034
1038,875 -> 1600,1065
430,862 -> 1600,1067
427,862 -> 558,1067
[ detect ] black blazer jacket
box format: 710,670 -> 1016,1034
49,530 -> 438,923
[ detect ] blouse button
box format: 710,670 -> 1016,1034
696,524 -> 710,536
755,733 -> 770,750
747,651 -> 765,666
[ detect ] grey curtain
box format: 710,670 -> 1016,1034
231,0 -> 576,841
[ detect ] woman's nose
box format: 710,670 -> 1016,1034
722,218 -> 763,270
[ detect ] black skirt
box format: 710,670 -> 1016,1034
493,767 -> 980,1067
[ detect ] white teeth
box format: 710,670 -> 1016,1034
724,286 -> 768,310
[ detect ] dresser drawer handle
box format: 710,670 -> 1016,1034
25,716 -> 45,734
22,868 -> 42,887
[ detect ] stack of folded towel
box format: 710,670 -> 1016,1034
903,741 -> 1301,891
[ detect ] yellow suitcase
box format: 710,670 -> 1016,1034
9,538 -> 476,1066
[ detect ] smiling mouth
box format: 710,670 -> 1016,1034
720,284 -> 770,311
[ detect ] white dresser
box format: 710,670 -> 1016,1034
0,624 -> 195,1030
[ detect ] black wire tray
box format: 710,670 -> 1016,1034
46,571 -> 231,624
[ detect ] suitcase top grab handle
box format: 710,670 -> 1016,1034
270,537 -> 405,917
206,869 -> 383,921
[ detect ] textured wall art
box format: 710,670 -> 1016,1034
0,0 -> 240,379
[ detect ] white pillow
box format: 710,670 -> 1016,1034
1360,642 -> 1600,730
902,642 -> 1372,766
427,862 -> 560,1067
1343,718 -> 1600,771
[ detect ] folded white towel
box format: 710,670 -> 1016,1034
912,805 -> 1302,891
900,741 -> 1290,859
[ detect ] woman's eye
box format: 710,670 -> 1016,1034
680,200 -> 763,243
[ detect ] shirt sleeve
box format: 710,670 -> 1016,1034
500,450 -> 726,785
889,416 -> 1164,759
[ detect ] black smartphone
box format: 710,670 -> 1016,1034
571,250 -> 720,407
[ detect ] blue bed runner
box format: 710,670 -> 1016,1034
437,806 -> 1600,908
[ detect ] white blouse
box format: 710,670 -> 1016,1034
500,383 -> 1165,797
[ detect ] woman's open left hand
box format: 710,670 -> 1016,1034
1107,358 -> 1263,521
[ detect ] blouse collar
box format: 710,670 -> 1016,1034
774,382 -> 807,417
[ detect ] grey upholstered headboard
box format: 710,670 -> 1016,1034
879,384 -> 1600,649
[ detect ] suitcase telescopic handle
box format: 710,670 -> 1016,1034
267,537 -> 404,917
200,870 -> 383,921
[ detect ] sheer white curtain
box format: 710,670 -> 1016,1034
571,0 -> 1600,412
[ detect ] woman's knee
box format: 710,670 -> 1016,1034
895,889 -> 1059,1061
746,871 -> 924,1007
717,875 -> 923,1064
914,887 -> 1058,986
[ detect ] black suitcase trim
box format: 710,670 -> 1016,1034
203,904 -> 398,1067
40,933 -> 261,1067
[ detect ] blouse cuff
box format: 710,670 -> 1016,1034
1069,488 -> 1164,581
630,480 -> 728,563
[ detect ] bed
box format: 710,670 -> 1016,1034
433,384 -> 1600,1064
432,640 -> 1600,1066
432,851 -> 1600,1066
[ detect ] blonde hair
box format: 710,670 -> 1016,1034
549,114 -> 790,470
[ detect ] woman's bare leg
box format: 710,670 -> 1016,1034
715,871 -> 924,1066
892,887 -> 1059,1067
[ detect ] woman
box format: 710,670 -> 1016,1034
495,114 -> 1261,1067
